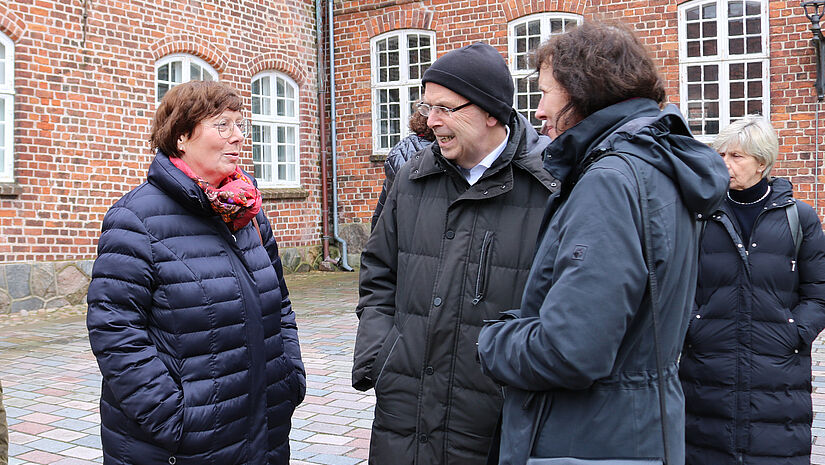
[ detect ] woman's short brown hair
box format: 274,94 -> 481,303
150,80 -> 243,157
409,101 -> 435,141
534,21 -> 666,131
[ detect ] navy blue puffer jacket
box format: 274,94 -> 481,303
87,152 -> 305,465
679,177 -> 825,465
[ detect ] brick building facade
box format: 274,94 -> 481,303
0,0 -> 822,313
332,0 -> 824,250
0,0 -> 322,312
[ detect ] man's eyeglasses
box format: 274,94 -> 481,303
211,119 -> 251,139
416,101 -> 473,117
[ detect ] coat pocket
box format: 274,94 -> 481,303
526,458 -> 662,465
472,231 -> 495,306
371,326 -> 401,389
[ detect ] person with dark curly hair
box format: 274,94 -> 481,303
477,22 -> 729,465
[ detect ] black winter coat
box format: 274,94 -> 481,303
477,99 -> 729,465
353,114 -> 556,464
87,152 -> 305,465
679,177 -> 825,465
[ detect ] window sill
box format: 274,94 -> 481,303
259,187 -> 308,200
0,182 -> 21,197
370,154 -> 387,163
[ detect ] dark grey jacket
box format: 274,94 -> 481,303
680,178 -> 825,465
478,99 -> 729,465
354,114 -> 556,464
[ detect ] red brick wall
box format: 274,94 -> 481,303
333,0 -> 825,226
0,0 -> 320,262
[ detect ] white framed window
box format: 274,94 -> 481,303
0,33 -> 13,183
250,72 -> 300,187
678,0 -> 769,140
508,13 -> 582,130
155,54 -> 217,102
371,30 -> 435,152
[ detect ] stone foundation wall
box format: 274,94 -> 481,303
0,245 -> 351,315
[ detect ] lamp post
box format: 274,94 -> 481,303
802,1 -> 825,215
803,1 -> 825,101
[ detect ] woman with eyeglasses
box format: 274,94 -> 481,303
87,80 -> 305,465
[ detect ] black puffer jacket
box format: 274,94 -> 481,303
353,114 -> 556,464
371,134 -> 433,230
87,152 -> 305,465
679,177 -> 825,465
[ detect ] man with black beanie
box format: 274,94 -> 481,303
353,42 -> 559,464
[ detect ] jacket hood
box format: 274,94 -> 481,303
545,98 -> 728,216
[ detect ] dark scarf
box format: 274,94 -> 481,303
170,157 -> 262,232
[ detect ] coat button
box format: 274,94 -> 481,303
737,243 -> 744,248
751,243 -> 757,248
483,190 -> 488,195
695,314 -> 701,319
795,349 -> 799,353
445,230 -> 455,239
789,318 -> 794,323
413,169 -> 419,174
169,458 -> 177,465
433,297 -> 442,307
425,366 -> 434,375
551,182 -> 558,188
419,433 -> 429,443
501,184 -> 506,189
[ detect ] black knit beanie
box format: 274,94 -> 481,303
422,42 -> 514,125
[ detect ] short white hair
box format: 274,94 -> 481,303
711,115 -> 779,178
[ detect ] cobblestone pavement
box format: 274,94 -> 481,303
2,271 -> 825,464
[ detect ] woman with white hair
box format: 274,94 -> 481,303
679,115 -> 825,465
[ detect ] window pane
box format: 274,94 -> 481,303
158,63 -> 169,82
728,1 -> 743,17
702,21 -> 717,37
745,1 -> 761,15
746,36 -> 761,54
702,3 -> 716,18
170,61 -> 182,83
703,39 -> 717,56
730,63 -> 745,80
747,99 -> 762,114
157,83 -> 169,101
705,83 -> 719,99
747,62 -> 761,78
190,63 -> 202,81
686,6 -> 700,20
687,23 -> 700,40
730,82 -> 745,99
729,37 -> 744,55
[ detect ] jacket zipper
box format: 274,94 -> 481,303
472,231 -> 494,305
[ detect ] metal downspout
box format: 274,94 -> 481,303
328,0 -> 353,271
316,0 -> 335,267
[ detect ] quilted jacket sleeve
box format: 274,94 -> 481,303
258,212 -> 305,379
792,202 -> 825,345
353,180 -> 400,391
86,205 -> 184,452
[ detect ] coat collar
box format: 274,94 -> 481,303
543,98 -> 662,185
146,150 -> 215,216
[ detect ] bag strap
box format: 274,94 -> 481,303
786,200 -> 802,259
252,216 -> 264,246
611,152 -> 671,465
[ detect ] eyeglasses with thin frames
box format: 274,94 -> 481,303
211,119 -> 251,139
416,101 -> 473,118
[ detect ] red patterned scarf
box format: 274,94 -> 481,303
170,157 -> 262,232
